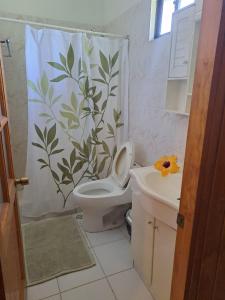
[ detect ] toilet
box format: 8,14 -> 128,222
73,142 -> 134,232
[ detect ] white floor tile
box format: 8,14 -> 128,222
86,227 -> 125,247
108,269 -> 154,300
57,251 -> 105,292
94,239 -> 133,276
26,279 -> 59,300
44,295 -> 61,300
61,279 -> 116,300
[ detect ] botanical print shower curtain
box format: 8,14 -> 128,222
23,26 -> 128,218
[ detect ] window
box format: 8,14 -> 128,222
153,0 -> 195,38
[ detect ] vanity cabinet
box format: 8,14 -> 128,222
132,190 -> 154,288
131,191 -> 177,300
151,220 -> 176,300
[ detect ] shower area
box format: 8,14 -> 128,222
0,13 -> 129,286
0,15 -> 129,219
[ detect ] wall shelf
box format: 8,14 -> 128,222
165,4 -> 200,116
167,77 -> 188,81
165,109 -> 190,117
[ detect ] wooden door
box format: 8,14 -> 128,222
0,47 -> 26,299
171,0 -> 225,299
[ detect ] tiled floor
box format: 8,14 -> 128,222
26,217 -> 154,300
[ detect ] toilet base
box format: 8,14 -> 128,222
83,204 -> 129,233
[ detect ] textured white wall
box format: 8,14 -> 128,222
104,0 -> 189,166
0,0 -> 104,26
0,6 -> 104,177
103,0 -> 142,24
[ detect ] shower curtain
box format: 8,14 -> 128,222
22,25 -> 129,218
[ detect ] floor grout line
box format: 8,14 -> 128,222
31,266 -> 135,300
58,276 -> 107,295
89,239 -> 128,250
90,236 -> 127,249
56,278 -> 62,300
105,276 -> 118,300
106,266 -> 134,279
94,245 -> 134,278
56,220 -> 125,296
92,244 -> 135,300
91,234 -> 134,277
91,248 -> 118,300
76,214 -> 129,247
57,250 -> 106,294
38,292 -> 61,300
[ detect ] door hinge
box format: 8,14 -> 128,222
177,213 -> 185,228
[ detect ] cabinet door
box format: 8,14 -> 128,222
169,5 -> 195,78
151,219 -> 177,300
131,191 -> 154,289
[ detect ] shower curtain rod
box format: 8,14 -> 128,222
0,16 -> 129,39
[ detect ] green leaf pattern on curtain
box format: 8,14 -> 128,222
29,43 -> 124,207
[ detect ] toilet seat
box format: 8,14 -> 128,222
74,177 -> 125,202
111,142 -> 134,188
74,142 -> 134,199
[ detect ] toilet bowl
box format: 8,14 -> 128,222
73,142 -> 134,232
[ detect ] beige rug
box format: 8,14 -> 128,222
22,215 -> 95,286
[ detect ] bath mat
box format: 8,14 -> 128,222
22,215 -> 95,286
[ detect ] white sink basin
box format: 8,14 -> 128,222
130,166 -> 182,211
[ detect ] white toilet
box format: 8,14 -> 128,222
73,142 -> 134,232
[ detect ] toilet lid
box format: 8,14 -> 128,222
111,142 -> 134,188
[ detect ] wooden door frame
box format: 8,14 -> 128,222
0,47 -> 25,299
171,0 -> 225,299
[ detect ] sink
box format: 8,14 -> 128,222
130,166 -> 182,209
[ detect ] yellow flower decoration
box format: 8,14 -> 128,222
154,155 -> 180,177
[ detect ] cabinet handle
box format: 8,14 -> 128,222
148,221 -> 152,225
183,60 -> 188,64
154,226 -> 159,230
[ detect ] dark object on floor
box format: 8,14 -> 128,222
125,209 -> 132,238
